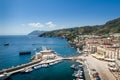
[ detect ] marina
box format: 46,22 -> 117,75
71,64 -> 85,80
0,53 -> 83,80
2,35 -> 118,80
0,38 -> 84,80
0,36 -> 77,80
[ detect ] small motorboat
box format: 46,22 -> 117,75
21,68 -> 33,73
74,78 -> 84,80
72,70 -> 83,78
49,62 -> 55,65
71,64 -> 76,69
41,64 -> 49,67
34,48 -> 38,51
71,64 -> 83,70
34,65 -> 42,69
4,43 -> 9,46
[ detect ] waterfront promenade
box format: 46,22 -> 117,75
84,54 -> 116,80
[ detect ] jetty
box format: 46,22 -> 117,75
0,56 -> 84,79
0,46 -> 85,80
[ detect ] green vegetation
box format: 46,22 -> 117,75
39,17 -> 120,41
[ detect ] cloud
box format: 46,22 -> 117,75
46,21 -> 56,28
26,21 -> 56,30
28,22 -> 44,28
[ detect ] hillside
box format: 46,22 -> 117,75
39,17 -> 120,38
28,30 -> 45,35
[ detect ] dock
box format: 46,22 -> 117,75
0,56 -> 84,80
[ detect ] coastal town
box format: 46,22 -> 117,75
70,33 -> 120,80
0,33 -> 120,80
1,0 -> 120,80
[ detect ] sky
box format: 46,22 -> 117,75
0,0 -> 120,35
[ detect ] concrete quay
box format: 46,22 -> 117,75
84,54 -> 116,80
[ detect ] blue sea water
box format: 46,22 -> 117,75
0,35 -> 80,80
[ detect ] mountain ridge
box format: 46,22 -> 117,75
39,17 -> 120,38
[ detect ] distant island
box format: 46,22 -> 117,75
28,30 -> 45,36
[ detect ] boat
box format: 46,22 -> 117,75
49,60 -> 62,66
4,43 -> 9,46
49,62 -> 55,65
0,73 -> 9,80
34,48 -> 38,51
41,64 -> 48,67
25,68 -> 33,73
78,64 -> 83,68
73,78 -> 84,80
54,61 -> 59,64
21,68 -> 33,73
72,70 -> 83,78
71,64 -> 76,69
71,64 -> 83,70
19,51 -> 31,55
34,65 -> 42,69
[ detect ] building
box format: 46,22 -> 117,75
34,46 -> 57,60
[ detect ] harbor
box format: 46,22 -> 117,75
0,35 -> 119,80
0,45 -> 85,80
0,44 -> 115,80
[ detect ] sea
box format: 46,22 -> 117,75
0,35 -> 83,80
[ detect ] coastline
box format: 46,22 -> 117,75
0,35 -> 117,80
0,36 -> 79,80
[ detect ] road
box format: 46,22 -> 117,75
85,55 -> 116,80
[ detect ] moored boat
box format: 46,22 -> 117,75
41,64 -> 49,67
19,51 -> 31,55
0,73 -> 9,80
72,70 -> 83,78
34,65 -> 42,69
71,64 -> 83,70
21,68 -> 33,73
74,78 -> 84,80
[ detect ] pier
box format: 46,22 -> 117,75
0,56 -> 84,79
